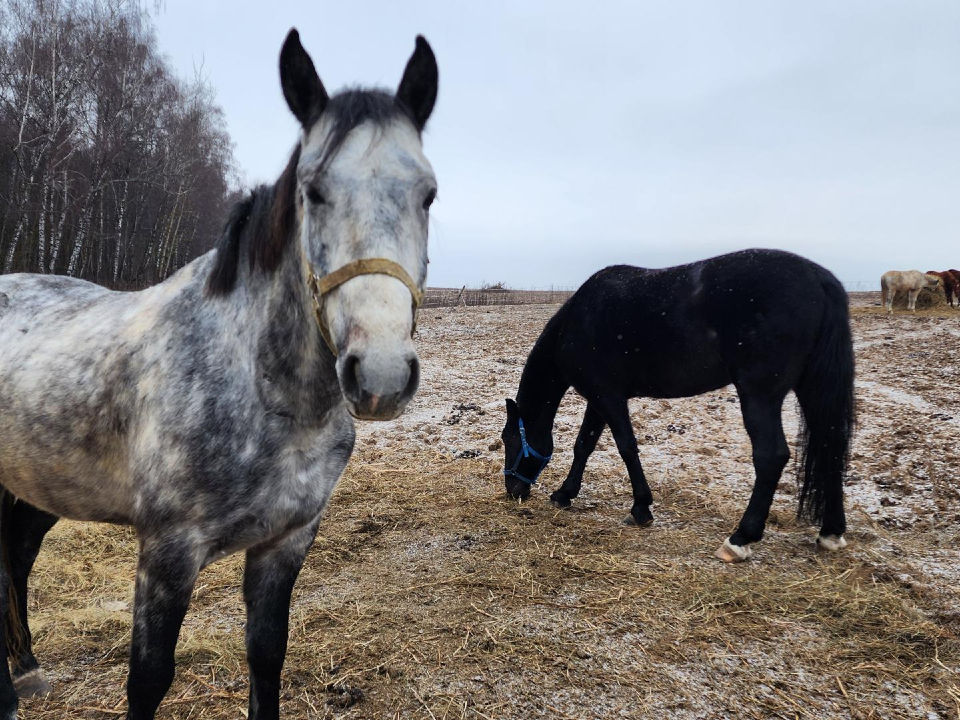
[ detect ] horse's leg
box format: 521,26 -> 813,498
0,496 -> 18,720
716,390 -> 789,563
126,535 -> 201,720
6,501 -> 58,696
244,520 -> 319,720
816,459 -> 847,550
550,403 -> 605,508
908,289 -> 919,311
593,396 -> 654,526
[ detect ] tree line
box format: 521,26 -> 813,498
0,0 -> 238,288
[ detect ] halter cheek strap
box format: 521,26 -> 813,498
503,418 -> 553,486
308,258 -> 423,356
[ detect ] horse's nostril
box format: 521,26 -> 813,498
404,355 -> 420,399
341,353 -> 362,401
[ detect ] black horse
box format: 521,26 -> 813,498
501,249 -> 855,561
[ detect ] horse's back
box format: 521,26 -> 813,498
557,249 -> 838,398
882,269 -> 932,292
0,272 -> 111,304
571,249 -> 831,334
0,273 -> 132,390
0,273 -> 119,337
697,250 -> 831,362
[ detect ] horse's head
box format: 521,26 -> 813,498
280,30 -> 438,420
925,273 -> 943,289
501,399 -> 553,500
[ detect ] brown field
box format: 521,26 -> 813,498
22,292 -> 960,719
422,287 -> 574,308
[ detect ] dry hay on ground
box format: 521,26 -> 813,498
19,293 -> 960,719
20,454 -> 960,719
892,282 -> 947,310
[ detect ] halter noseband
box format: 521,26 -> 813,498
503,417 -> 552,486
307,258 -> 423,356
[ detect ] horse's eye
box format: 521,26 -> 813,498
304,185 -> 325,205
422,189 -> 437,211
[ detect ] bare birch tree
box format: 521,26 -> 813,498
0,0 -> 237,287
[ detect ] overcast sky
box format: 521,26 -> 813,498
154,1 -> 959,289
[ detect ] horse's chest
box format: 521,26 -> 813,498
201,415 -> 356,558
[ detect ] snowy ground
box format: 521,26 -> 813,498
364,296 -> 960,575
23,293 -> 960,719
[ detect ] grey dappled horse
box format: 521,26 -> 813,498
0,29 -> 438,720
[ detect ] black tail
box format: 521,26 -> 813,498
0,490 -> 25,663
794,269 -> 856,526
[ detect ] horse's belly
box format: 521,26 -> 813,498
632,374 -> 730,399
0,359 -> 136,522
625,348 -> 730,399
0,445 -> 134,523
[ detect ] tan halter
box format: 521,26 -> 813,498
307,258 -> 424,356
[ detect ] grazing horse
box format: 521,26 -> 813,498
925,271 -> 957,307
949,270 -> 960,296
501,249 -> 855,563
0,29 -> 438,720
880,270 -> 941,313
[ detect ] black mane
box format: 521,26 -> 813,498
207,88 -> 416,296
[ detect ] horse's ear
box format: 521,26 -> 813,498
279,29 -> 329,128
396,36 -> 438,131
505,398 -> 519,422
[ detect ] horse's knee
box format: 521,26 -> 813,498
753,448 -> 789,476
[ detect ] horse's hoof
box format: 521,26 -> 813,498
715,538 -> 752,563
549,495 -> 572,509
14,669 -> 52,697
632,506 -> 655,527
622,513 -> 653,527
816,534 -> 847,552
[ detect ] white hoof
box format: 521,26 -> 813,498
13,668 -> 51,697
715,538 -> 752,563
817,534 -> 847,552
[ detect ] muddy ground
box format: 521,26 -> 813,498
23,293 -> 960,719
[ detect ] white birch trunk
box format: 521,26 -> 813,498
49,168 -> 70,272
37,173 -> 50,272
112,180 -> 129,284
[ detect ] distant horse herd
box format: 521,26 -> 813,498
881,268 -> 959,312
0,27 -> 949,720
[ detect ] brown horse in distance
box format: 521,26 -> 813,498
926,271 -> 958,307
950,270 -> 960,304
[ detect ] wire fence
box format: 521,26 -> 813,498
422,286 -> 575,308
842,281 -> 880,292
424,281 -> 880,308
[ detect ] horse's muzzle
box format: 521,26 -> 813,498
338,350 -> 420,420
505,476 -> 530,500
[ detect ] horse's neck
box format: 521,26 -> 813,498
242,247 -> 340,420
516,316 -> 568,449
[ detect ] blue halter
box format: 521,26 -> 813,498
503,418 -> 552,486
